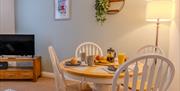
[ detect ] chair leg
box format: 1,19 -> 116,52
92,88 -> 96,91
91,83 -> 97,91
117,85 -> 120,91
80,81 -> 83,90
80,77 -> 86,91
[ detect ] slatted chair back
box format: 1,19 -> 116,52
48,46 -> 66,91
137,45 -> 165,55
112,53 -> 175,91
75,42 -> 103,57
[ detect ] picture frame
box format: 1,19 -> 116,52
54,0 -> 70,20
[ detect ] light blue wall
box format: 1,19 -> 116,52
15,0 -> 170,72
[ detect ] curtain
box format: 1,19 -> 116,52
168,0 -> 180,90
0,0 -> 15,33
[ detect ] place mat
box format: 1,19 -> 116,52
91,66 -> 115,74
72,66 -> 88,71
102,66 -> 116,74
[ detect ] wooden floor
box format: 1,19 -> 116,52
0,77 -> 55,91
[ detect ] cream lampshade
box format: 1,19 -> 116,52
146,0 -> 172,46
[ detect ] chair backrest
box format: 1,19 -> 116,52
112,53 -> 175,91
48,46 -> 66,91
75,42 -> 103,57
137,45 -> 165,55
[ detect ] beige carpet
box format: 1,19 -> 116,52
0,77 -> 131,91
0,77 -> 55,91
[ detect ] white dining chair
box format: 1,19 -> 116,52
75,42 -> 103,57
112,53 -> 175,91
137,45 -> 165,55
48,46 -> 92,91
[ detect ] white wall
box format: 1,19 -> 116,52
168,0 -> 180,91
0,0 -> 15,33
15,0 -> 170,72
14,0 -> 179,90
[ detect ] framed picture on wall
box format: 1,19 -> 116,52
54,0 -> 70,20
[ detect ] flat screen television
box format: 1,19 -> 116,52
0,34 -> 35,56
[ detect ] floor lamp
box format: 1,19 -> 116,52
146,0 -> 172,47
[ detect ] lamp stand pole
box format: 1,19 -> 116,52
155,18 -> 160,47
155,18 -> 160,64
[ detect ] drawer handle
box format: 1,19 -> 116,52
7,74 -> 16,77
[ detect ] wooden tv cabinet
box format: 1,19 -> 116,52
0,56 -> 41,82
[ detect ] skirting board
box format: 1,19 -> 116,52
42,72 -> 54,78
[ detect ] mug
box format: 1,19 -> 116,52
87,55 -> 95,66
80,52 -> 86,62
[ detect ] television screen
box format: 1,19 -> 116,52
0,34 -> 35,56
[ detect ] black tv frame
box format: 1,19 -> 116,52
0,34 -> 35,57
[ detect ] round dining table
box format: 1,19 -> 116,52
59,58 -> 143,91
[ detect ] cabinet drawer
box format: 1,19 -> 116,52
1,71 -> 33,79
18,71 -> 33,79
3,71 -> 19,79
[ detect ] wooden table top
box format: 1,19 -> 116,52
59,59 -> 143,78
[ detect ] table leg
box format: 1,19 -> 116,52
94,83 -> 112,91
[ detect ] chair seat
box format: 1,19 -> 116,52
65,80 -> 92,91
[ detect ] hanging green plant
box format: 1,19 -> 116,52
95,0 -> 109,24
